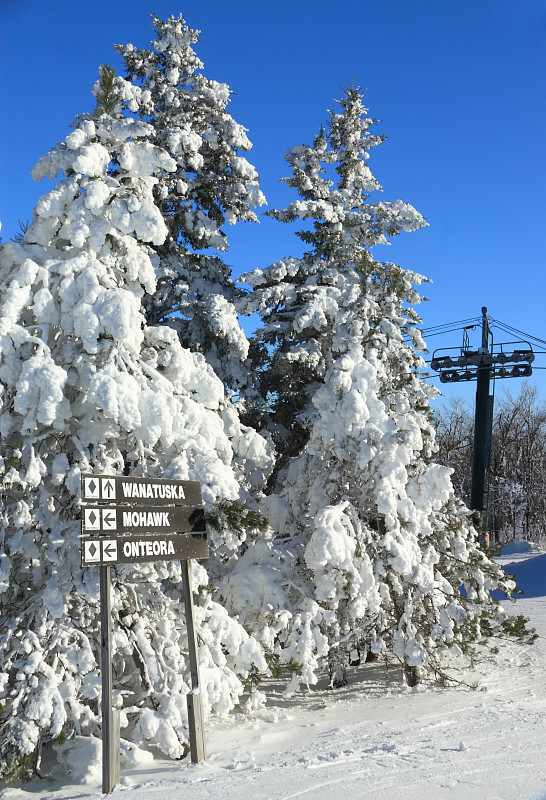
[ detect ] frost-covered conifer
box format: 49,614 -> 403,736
240,90 -> 425,468
0,68 -> 271,780
114,14 -> 266,392
228,88 -> 531,691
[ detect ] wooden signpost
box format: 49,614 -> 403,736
80,474 -> 208,794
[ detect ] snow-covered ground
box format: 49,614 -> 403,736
4,545 -> 546,800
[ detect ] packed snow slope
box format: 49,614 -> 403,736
3,544 -> 546,800
498,553 -> 546,599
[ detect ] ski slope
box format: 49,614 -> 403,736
4,547 -> 546,800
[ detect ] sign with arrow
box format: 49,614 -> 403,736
82,538 -> 118,564
81,533 -> 209,567
79,473 -> 209,785
82,505 -> 206,534
81,474 -> 202,506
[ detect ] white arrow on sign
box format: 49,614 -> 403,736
102,478 -> 116,500
102,510 -> 117,530
101,540 -> 118,561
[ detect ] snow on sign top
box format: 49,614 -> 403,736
81,474 -> 203,506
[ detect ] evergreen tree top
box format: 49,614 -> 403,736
93,64 -> 118,117
111,13 -> 266,393
268,86 -> 426,262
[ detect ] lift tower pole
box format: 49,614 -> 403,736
470,307 -> 493,517
430,307 -> 534,538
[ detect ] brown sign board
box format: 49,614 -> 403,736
81,533 -> 209,567
81,474 -> 202,506
82,504 -> 206,535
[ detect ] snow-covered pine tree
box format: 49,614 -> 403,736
0,67 -> 271,781
114,14 -> 266,393
113,13 -> 275,599
239,89 -> 425,474
228,87 -> 533,691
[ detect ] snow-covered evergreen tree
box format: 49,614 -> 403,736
114,14 -> 266,392
0,68 -> 271,781
228,87 -> 532,691
240,89 -> 425,471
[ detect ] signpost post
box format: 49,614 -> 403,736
80,474 -> 209,793
183,559 -> 207,763
99,564 -> 119,793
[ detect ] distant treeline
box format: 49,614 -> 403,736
433,383 -> 546,543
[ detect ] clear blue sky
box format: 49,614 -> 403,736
1,0 -> 545,401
